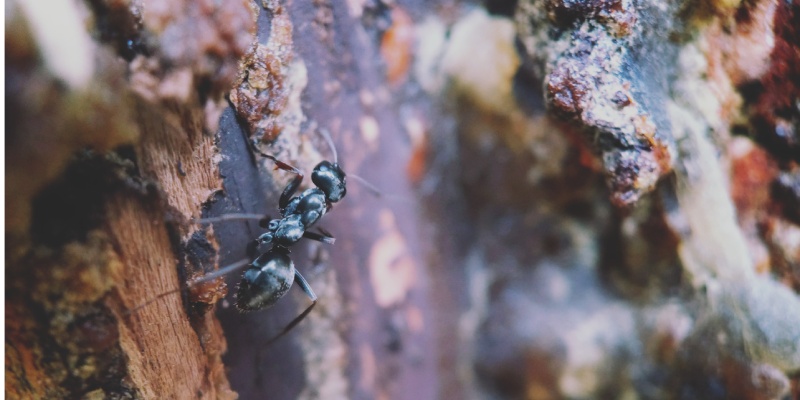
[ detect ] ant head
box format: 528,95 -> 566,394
236,247 -> 295,311
312,161 -> 346,203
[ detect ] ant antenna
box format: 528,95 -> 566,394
349,173 -> 382,198
318,128 -> 380,198
348,173 -> 414,204
319,128 -> 338,164
315,128 -> 400,201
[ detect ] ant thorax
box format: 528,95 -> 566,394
258,214 -> 305,247
283,187 -> 328,226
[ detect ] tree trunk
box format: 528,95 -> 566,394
6,0 -> 800,399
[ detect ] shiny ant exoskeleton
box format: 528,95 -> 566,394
192,130 -> 352,343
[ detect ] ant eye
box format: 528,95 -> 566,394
268,219 -> 280,230
257,232 -> 273,244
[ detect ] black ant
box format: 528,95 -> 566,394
196,129 -> 362,344
131,130 -> 360,344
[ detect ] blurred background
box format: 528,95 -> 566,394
6,0 -> 800,399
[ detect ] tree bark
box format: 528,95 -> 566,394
7,0 -> 436,398
6,0 -> 800,399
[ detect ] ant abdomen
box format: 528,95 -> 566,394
235,247 -> 295,311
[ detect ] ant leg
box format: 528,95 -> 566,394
264,301 -> 317,345
302,230 -> 336,245
293,270 -> 318,301
349,174 -> 413,205
264,270 -> 318,345
317,227 -> 333,237
125,258 -> 251,315
125,288 -> 183,315
251,143 -> 304,211
195,213 -> 268,224
190,258 -> 251,285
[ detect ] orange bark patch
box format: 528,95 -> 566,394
729,139 -> 778,215
368,209 -> 418,307
380,7 -> 414,86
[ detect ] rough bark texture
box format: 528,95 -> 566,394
6,0 -> 800,399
